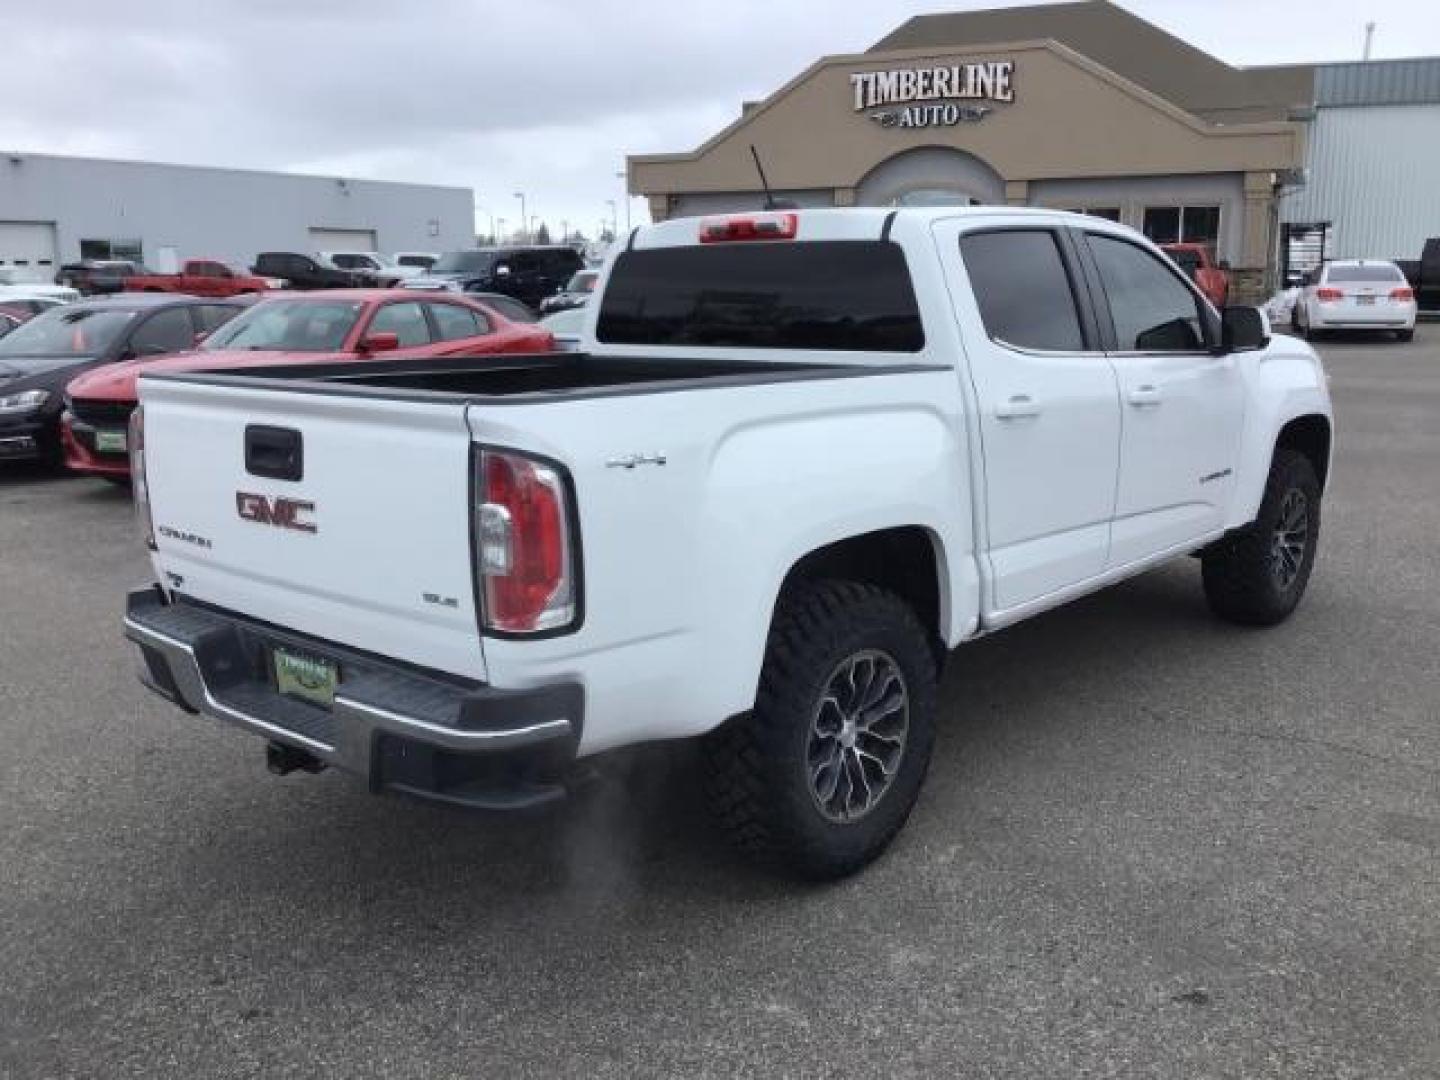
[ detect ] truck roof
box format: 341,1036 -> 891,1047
634,206 -> 1106,248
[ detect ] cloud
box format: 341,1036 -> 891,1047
3,0 -> 1438,239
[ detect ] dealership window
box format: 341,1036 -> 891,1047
1141,206 -> 1221,246
896,189 -> 982,207
79,238 -> 144,263
960,229 -> 1086,352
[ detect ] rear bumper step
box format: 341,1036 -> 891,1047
123,586 -> 582,810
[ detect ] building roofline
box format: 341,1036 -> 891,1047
628,37 -> 1298,170
0,148 -> 470,194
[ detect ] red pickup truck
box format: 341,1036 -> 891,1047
124,259 -> 283,298
1160,243 -> 1230,307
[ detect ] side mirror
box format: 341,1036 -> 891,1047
359,331 -> 400,353
1218,305 -> 1268,354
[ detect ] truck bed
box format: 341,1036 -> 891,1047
144,352 -> 941,402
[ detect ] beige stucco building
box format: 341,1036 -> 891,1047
628,1 -> 1319,298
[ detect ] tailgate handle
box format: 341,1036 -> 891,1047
245,425 -> 304,482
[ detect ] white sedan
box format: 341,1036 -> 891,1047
1292,259 -> 1417,342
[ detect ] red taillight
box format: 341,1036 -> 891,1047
1391,286 -> 1414,301
475,449 -> 576,634
699,212 -> 798,244
129,406 -> 155,550
1316,287 -> 1343,302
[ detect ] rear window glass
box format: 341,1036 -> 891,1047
1326,264 -> 1404,283
597,242 -> 924,352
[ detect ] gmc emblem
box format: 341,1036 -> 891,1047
236,491 -> 317,534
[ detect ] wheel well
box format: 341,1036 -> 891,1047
782,527 -> 944,653
1277,415 -> 1331,488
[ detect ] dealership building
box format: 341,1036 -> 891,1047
0,152 -> 475,278
628,0 -> 1440,297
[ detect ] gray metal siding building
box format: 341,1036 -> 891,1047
1283,58 -> 1440,261
0,153 -> 474,278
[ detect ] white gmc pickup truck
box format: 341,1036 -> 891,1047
123,208 -> 1333,878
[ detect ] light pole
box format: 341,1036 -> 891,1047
474,202 -> 494,245
513,192 -> 527,242
606,199 -> 618,239
496,217 -> 507,244
530,215 -> 541,241
615,170 -> 631,232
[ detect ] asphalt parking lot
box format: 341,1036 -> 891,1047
3,329 -> 1438,1079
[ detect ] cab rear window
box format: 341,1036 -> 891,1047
596,241 -> 924,352
1326,264 -> 1404,283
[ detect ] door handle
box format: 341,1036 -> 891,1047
1127,385 -> 1163,408
995,394 -> 1041,420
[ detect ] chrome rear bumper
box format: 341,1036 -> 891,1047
124,586 -> 582,810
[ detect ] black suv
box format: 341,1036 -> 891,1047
55,260 -> 145,295
405,246 -> 583,307
252,252 -> 369,290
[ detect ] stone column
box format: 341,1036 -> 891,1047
647,195 -> 671,224
1004,180 -> 1029,207
1235,171 -> 1276,303
833,187 -> 856,207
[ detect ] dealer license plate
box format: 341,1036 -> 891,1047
1356,295 -> 1375,306
273,646 -> 339,708
94,430 -> 127,454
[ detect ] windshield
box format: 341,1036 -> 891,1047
1327,264 -> 1404,284
203,299 -> 364,352
429,251 -> 496,275
567,271 -> 599,293
0,306 -> 136,358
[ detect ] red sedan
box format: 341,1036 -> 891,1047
63,290 -> 553,479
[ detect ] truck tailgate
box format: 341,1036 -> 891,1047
139,377 -> 486,681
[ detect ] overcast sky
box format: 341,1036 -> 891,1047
5,0 -> 1438,242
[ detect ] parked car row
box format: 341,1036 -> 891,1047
403,245 -> 585,308
0,289 -> 555,477
50,246 -> 596,329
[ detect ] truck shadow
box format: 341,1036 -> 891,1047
164,560 -> 1234,915
0,462 -> 74,485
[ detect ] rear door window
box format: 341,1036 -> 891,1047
428,303 -> 488,341
597,241 -> 924,352
959,230 -> 1086,351
479,295 -> 537,323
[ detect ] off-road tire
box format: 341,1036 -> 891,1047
1202,449 -> 1321,626
704,580 -> 938,880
